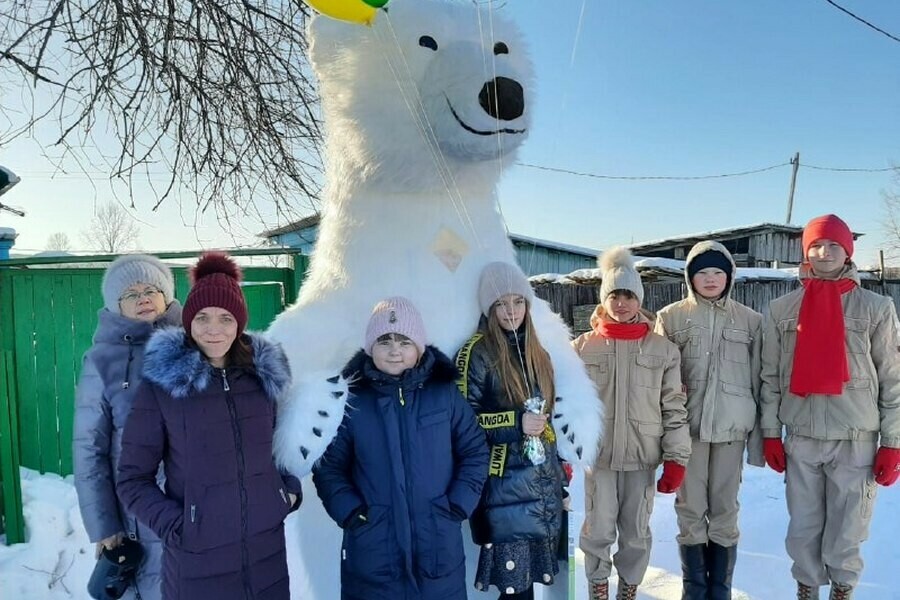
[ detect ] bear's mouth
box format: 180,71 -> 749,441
446,97 -> 525,136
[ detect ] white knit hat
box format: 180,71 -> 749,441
477,261 -> 534,316
598,247 -> 644,305
365,297 -> 428,356
102,254 -> 175,312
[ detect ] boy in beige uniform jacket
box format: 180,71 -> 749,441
573,248 -> 691,600
761,215 -> 900,600
655,241 -> 764,600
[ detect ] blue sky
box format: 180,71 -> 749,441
3,0 -> 899,265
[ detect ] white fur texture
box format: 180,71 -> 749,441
268,2 -> 602,598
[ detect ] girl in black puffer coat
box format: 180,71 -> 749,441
457,262 -> 566,600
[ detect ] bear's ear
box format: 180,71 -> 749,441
308,14 -> 360,70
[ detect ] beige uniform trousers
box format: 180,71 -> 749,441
675,439 -> 745,547
785,435 -> 878,587
580,468 -> 656,586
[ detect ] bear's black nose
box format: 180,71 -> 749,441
478,77 -> 524,121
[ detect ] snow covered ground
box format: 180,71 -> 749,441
1,465 -> 897,599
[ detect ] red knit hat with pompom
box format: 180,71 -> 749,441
182,252 -> 248,335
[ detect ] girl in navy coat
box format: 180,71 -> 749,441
313,296 -> 490,600
116,253 -> 301,599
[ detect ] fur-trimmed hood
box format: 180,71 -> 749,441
142,327 -> 291,400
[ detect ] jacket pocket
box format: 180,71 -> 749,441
672,327 -> 702,359
720,383 -> 756,433
582,353 -> 612,385
343,504 -> 399,583
420,495 -> 465,578
722,328 -> 752,363
633,354 -> 665,389
844,317 -> 871,354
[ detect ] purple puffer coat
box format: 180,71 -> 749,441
116,328 -> 300,600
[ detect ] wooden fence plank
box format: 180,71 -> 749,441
0,351 -> 24,544
53,275 -> 76,476
32,275 -> 61,474
11,275 -> 40,471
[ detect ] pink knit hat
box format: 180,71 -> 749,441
364,297 -> 427,356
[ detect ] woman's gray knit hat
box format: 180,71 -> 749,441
102,254 -> 175,311
478,261 -> 534,317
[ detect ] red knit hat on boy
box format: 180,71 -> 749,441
801,214 -> 854,259
182,252 -> 248,335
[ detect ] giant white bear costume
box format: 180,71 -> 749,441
269,2 -> 602,598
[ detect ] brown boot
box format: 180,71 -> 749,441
616,581 -> 638,600
797,582 -> 818,600
589,580 -> 609,600
829,582 -> 853,600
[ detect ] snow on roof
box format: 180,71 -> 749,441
509,233 -> 600,257
0,226 -> 17,238
626,222 -> 863,251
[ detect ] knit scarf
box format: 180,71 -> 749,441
597,320 -> 649,340
789,277 -> 857,397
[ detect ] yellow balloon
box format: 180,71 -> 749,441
305,0 -> 378,26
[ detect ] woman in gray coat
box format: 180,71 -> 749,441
74,254 -> 182,600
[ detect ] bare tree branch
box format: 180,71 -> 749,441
880,165 -> 900,261
1,0 -> 323,225
81,201 -> 140,252
45,231 -> 71,250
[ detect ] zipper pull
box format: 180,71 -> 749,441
221,369 -> 230,392
399,387 -> 405,406
279,488 -> 288,504
190,504 -> 196,523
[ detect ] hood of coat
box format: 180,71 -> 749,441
142,327 -> 291,400
92,300 -> 183,346
684,240 -> 737,303
343,345 -> 458,395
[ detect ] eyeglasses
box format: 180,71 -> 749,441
119,288 -> 162,304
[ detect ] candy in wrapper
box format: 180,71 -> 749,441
523,396 -> 546,466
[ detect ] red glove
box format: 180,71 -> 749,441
656,461 -> 686,493
763,438 -> 786,473
561,462 -> 573,485
873,446 -> 900,487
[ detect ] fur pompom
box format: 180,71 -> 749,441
597,246 -> 635,272
190,251 -> 242,284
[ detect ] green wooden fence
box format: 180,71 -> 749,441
0,250 -> 307,543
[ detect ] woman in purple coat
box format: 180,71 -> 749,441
117,252 -> 300,600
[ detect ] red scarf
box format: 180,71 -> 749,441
597,320 -> 649,340
789,278 -> 857,397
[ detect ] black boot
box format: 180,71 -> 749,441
679,543 -> 708,600
707,542 -> 737,600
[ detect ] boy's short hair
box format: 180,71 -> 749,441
606,289 -> 638,301
375,333 -> 412,344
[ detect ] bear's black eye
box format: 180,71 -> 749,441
419,36 -> 438,51
494,42 -> 509,55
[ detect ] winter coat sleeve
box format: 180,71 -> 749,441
72,356 -> 124,542
872,300 -> 900,448
746,313 -> 766,466
462,343 -> 522,445
653,309 -> 670,338
272,401 -> 303,512
660,345 -> 691,466
759,311 -> 783,438
116,382 -> 183,545
312,414 -> 367,528
445,390 -> 489,519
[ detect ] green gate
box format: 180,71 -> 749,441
0,249 -> 307,543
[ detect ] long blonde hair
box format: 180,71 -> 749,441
483,302 -> 555,414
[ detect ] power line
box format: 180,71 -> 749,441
801,162 -> 898,173
517,161 -> 792,181
821,0 -> 900,44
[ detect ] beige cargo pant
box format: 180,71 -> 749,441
785,435 -> 878,587
675,439 -> 745,547
580,468 -> 656,586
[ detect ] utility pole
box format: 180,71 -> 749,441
785,152 -> 800,224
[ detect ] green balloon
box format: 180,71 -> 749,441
362,0 -> 389,7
